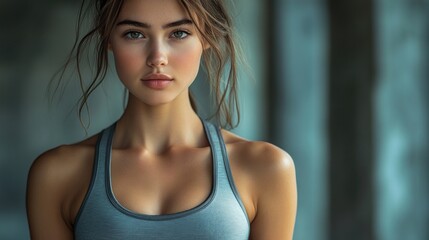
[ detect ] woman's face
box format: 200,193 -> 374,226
109,0 -> 204,106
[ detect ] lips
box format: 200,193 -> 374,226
141,73 -> 173,90
142,73 -> 173,81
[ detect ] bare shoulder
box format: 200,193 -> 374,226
220,129 -> 296,208
27,134 -> 98,231
221,129 -> 297,239
28,135 -> 98,188
221,129 -> 295,177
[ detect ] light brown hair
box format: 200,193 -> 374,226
51,0 -> 242,129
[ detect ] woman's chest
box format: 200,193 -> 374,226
110,148 -> 213,215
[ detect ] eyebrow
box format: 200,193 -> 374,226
116,19 -> 193,29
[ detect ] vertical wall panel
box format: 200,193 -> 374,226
375,0 -> 429,239
269,0 -> 328,239
327,0 -> 376,239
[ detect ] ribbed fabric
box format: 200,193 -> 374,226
74,120 -> 250,240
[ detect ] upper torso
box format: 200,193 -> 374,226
58,121 -> 260,239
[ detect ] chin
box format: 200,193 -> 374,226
134,94 -> 178,107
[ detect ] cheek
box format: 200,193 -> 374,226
112,46 -> 145,81
170,41 -> 203,77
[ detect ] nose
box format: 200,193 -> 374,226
146,40 -> 168,68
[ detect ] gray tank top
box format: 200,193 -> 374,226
74,121 -> 250,239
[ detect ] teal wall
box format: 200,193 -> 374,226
276,1 -> 328,240
375,0 -> 429,239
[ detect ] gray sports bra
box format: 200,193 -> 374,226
74,120 -> 250,239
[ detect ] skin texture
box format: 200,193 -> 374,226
26,0 -> 297,239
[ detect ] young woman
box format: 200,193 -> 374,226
26,0 -> 297,239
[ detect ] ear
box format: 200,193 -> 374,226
203,42 -> 211,50
202,39 -> 211,50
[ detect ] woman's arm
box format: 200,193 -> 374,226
249,145 -> 297,240
26,149 -> 74,240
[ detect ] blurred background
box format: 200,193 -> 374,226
1,0 -> 428,239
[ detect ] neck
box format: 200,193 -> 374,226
114,93 -> 205,154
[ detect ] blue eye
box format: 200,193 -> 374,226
124,31 -> 144,39
171,30 -> 189,39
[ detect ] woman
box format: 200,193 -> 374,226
26,0 -> 297,239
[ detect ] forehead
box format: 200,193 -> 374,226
117,0 -> 191,24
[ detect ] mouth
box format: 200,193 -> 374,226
141,73 -> 173,89
142,73 -> 173,81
